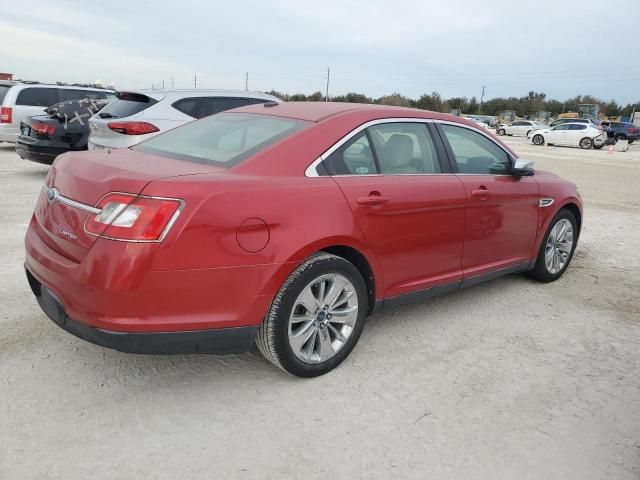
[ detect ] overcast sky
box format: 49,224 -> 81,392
2,0 -> 639,104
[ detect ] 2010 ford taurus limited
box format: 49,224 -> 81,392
25,102 -> 583,377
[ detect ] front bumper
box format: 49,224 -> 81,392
26,266 -> 258,354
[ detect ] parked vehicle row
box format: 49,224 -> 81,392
0,81 -> 115,144
25,102 -> 582,376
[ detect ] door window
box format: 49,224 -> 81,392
568,124 -> 587,130
16,88 -> 60,107
197,98 -> 250,118
440,124 -> 511,175
325,132 -> 377,175
551,125 -> 571,131
368,123 -> 441,174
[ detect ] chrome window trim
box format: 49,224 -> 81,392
305,118 -> 435,177
304,117 -> 516,178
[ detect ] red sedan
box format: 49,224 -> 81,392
25,102 -> 582,376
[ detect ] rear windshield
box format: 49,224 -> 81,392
97,92 -> 157,119
133,113 -> 309,167
0,85 -> 10,104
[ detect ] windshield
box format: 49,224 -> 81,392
133,113 -> 309,167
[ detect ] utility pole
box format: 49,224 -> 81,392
171,77 -> 174,89
244,72 -> 249,91
162,79 -> 165,89
479,86 -> 485,114
325,67 -> 330,102
194,73 -> 197,89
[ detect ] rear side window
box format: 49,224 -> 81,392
16,88 -> 59,107
440,124 -> 510,175
172,97 -> 203,118
0,85 -> 10,104
133,113 -> 309,167
60,89 -> 108,101
97,92 -> 158,119
197,98 -> 250,118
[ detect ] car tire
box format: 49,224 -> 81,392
527,209 -> 578,283
532,134 -> 545,146
498,129 -> 506,136
579,137 -> 593,149
256,252 -> 368,377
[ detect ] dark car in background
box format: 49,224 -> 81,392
600,121 -> 639,143
16,98 -> 110,165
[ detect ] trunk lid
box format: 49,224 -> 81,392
34,148 -> 219,262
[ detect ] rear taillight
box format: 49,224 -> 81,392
84,193 -> 183,242
31,122 -> 56,136
107,121 -> 159,135
0,107 -> 12,123
628,127 -> 637,134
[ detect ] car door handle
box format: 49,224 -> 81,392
471,187 -> 490,200
357,195 -> 390,206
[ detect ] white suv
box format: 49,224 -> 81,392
0,82 -> 115,143
88,89 -> 281,150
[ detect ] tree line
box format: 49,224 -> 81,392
266,90 -> 639,118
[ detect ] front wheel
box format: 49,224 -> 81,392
497,129 -> 506,136
579,137 -> 593,149
256,253 -> 368,377
532,134 -> 545,146
527,209 -> 578,282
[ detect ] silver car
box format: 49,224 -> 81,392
0,82 -> 115,143
88,89 -> 281,150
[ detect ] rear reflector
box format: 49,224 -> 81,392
107,121 -> 159,135
85,193 -> 183,242
0,107 -> 11,124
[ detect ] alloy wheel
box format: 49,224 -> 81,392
544,219 -> 574,274
288,273 -> 358,363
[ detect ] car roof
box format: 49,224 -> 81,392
7,83 -> 113,92
230,101 -> 462,123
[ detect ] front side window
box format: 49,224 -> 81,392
134,113 -> 309,167
369,123 -> 440,174
440,124 -> 510,175
569,124 -> 587,130
16,88 -> 59,107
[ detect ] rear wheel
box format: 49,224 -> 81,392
532,134 -> 545,146
527,209 -> 577,282
579,137 -> 593,149
256,253 -> 367,377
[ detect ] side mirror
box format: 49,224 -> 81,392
511,158 -> 535,177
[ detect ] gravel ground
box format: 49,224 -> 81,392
1,137 -> 639,479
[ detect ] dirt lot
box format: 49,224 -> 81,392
1,137 -> 639,479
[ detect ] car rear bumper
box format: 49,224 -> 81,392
15,141 -> 68,165
26,266 -> 258,354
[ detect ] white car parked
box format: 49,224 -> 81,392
88,89 -> 281,150
530,122 -> 607,149
496,120 -> 542,137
